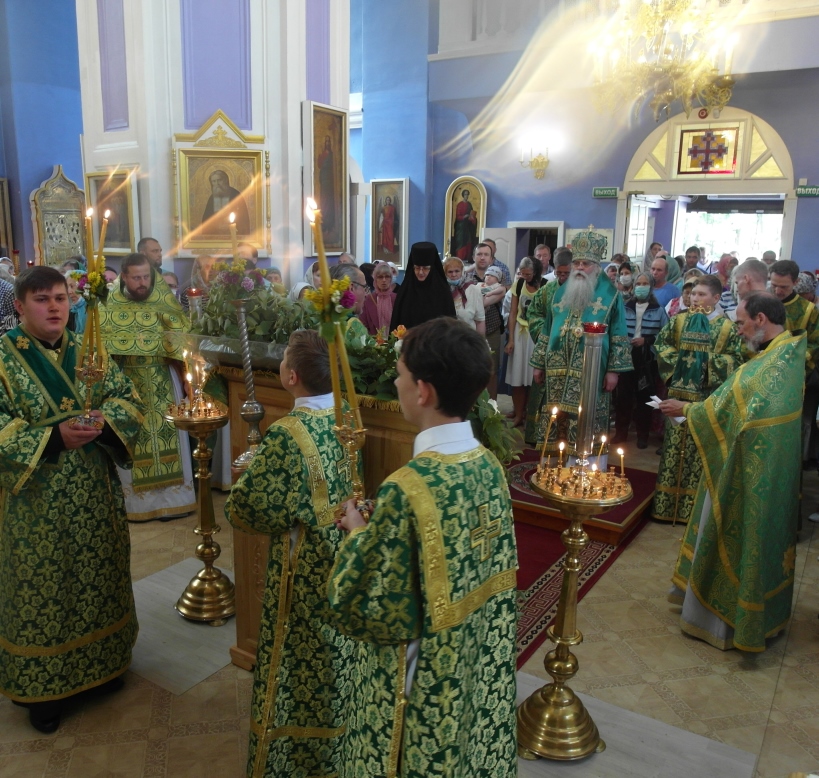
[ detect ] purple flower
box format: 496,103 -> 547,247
241,277 -> 254,292
339,290 -> 356,309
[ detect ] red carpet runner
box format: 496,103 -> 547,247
514,514 -> 648,668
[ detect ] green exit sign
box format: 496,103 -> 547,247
796,185 -> 819,197
593,187 -> 619,198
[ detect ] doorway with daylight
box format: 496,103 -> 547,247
616,107 -> 795,266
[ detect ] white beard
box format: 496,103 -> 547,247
562,266 -> 601,313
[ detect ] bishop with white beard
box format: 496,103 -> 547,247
529,231 -> 632,464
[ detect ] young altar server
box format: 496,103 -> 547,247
329,317 -> 519,778
226,329 -> 357,778
0,266 -> 144,734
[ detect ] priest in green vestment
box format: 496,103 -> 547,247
529,231 -> 631,462
652,275 -> 744,524
523,248 -> 571,444
100,252 -> 195,521
662,293 -> 803,652
0,267 -> 144,733
226,330 -> 357,778
329,318 -> 518,778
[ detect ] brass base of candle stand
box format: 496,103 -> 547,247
517,464 -> 632,761
164,400 -> 236,626
232,399 -> 265,471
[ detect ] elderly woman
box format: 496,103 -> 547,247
611,272 -> 669,448
443,256 -> 485,334
181,255 -> 216,312
360,262 -> 397,336
504,256 -> 541,427
389,242 -> 456,331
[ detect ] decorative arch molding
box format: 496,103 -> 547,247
615,107 -> 798,257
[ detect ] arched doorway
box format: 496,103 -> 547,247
614,107 -> 796,259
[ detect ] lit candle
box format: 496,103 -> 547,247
617,447 -> 625,477
229,212 -> 239,263
186,372 -> 193,406
596,434 -> 607,460
591,463 -> 598,473
85,208 -> 94,273
96,209 -> 110,270
558,441 -> 565,468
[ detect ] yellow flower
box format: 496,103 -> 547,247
391,325 -> 407,339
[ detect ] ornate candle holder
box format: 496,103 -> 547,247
518,321 -> 632,761
163,393 -> 235,625
230,298 -> 265,471
70,354 -> 106,429
334,409 -> 368,515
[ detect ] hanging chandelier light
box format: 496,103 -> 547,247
590,0 -> 739,122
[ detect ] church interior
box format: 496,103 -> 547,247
1,1 -> 818,776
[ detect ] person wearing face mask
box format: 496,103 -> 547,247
443,256 -> 485,333
611,273 -> 669,448
652,275 -> 744,524
617,263 -> 636,301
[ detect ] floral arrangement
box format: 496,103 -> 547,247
192,261 -> 317,342
468,393 -> 524,472
71,270 -> 108,305
345,325 -> 406,399
302,276 -> 357,341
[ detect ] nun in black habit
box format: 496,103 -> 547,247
389,242 -> 456,331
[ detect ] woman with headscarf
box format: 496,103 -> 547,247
389,242 -> 456,331
180,255 -> 216,312
360,262 -> 397,336
288,282 -> 311,302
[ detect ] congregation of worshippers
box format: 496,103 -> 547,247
0,229 -> 809,776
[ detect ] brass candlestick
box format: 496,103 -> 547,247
163,395 -> 235,625
519,321 -> 632,761
230,298 -> 265,471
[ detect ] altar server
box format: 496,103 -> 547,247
227,329 -> 357,778
330,317 -> 518,778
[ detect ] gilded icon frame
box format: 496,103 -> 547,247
443,176 -> 487,261
303,100 -> 349,256
84,168 -> 139,255
370,178 -> 408,268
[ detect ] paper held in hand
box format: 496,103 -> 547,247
647,395 -> 686,426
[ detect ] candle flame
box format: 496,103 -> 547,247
559,442 -> 565,451
186,372 -> 193,382
86,208 -> 93,218
601,434 -> 607,444
591,464 -> 598,472
551,406 -> 558,416
229,212 -> 236,224
617,447 -> 624,456
305,197 -> 318,224
103,209 -> 111,219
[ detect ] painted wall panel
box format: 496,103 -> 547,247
180,0 -> 251,130
97,0 -> 129,131
306,0 -> 330,104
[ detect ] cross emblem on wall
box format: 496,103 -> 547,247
470,503 -> 501,561
687,130 -> 729,172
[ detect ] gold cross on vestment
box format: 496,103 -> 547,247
589,297 -> 607,315
60,397 -> 75,411
470,503 -> 501,561
335,449 -> 351,483
15,336 -> 29,350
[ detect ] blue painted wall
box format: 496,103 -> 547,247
0,0 -> 83,261
358,0 -> 433,261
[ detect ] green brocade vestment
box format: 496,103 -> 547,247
523,278 -> 560,444
226,406 -> 356,778
0,327 -> 144,701
652,312 -> 744,524
100,275 -> 191,501
529,274 -> 632,456
327,448 -> 519,778
671,330 -> 804,652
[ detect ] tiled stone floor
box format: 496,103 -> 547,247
0,408 -> 816,777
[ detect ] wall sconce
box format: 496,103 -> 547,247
520,147 -> 549,179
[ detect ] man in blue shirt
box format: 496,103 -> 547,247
651,257 -> 682,308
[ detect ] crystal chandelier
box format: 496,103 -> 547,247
591,0 -> 739,122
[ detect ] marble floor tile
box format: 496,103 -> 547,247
0,751 -> 51,777
165,732 -> 245,778
65,742 -> 146,778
